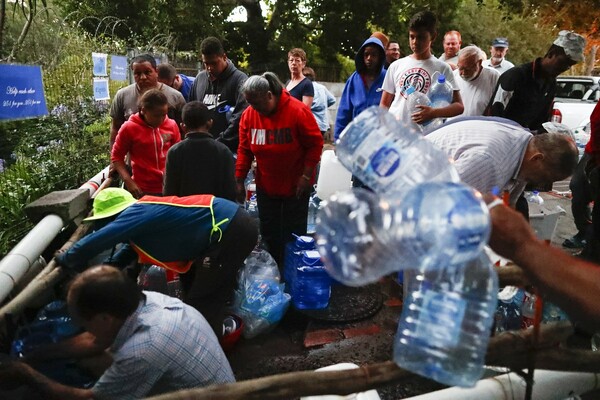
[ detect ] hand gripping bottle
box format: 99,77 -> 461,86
405,85 -> 433,132
315,181 -> 491,286
393,251 -> 498,387
335,106 -> 460,200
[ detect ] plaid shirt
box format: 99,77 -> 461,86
92,291 -> 234,399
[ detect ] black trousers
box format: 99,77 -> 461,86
256,190 -> 309,270
570,154 -> 593,236
179,208 -> 259,334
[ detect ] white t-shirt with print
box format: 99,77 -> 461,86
382,56 -> 457,123
453,66 -> 500,116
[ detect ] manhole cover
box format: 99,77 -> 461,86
298,284 -> 383,322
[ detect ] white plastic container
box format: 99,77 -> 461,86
300,363 -> 381,400
316,150 -> 352,200
528,203 -> 566,241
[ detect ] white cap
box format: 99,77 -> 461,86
553,30 -> 586,62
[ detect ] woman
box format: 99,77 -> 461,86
111,89 -> 180,198
285,48 -> 314,108
235,72 -> 323,267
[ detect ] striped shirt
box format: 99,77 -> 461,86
92,291 -> 235,399
426,117 -> 532,205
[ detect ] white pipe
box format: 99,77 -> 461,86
403,370 -> 599,400
79,165 -> 110,196
0,214 -> 64,303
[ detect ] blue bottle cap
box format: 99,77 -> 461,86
437,74 -> 446,83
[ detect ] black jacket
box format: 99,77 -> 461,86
163,132 -> 237,201
189,60 -> 249,154
488,58 -> 556,132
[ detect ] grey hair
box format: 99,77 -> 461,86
459,45 -> 484,62
533,132 -> 579,178
242,72 -> 284,98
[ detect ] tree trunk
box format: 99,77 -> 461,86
7,0 -> 35,62
0,0 -> 6,58
584,45 -> 598,76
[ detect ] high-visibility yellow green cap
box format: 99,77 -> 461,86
83,188 -> 137,222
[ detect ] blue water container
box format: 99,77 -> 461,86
283,235 -> 316,288
292,250 -> 331,310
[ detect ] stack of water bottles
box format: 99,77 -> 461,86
11,300 -> 94,387
283,235 -> 331,310
316,106 -> 498,387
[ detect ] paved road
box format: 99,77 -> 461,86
227,181 -> 585,399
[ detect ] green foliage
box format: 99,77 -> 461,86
452,0 -> 555,65
0,101 -> 110,256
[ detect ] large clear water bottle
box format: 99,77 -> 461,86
292,250 -> 331,310
393,252 -> 498,387
428,74 -> 453,108
426,74 -> 453,132
336,106 -> 459,199
526,190 -> 544,205
493,286 -> 524,334
316,181 -> 490,286
405,85 -> 433,132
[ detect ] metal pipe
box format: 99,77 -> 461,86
402,370 -> 599,400
0,214 -> 63,303
79,165 -> 110,196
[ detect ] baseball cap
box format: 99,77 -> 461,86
492,38 -> 509,48
83,188 -> 137,222
553,30 -> 586,62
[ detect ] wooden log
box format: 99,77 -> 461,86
146,322 -> 597,400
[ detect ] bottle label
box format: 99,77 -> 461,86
415,290 -> 466,348
370,146 -> 400,177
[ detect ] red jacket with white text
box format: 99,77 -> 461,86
236,90 -> 323,197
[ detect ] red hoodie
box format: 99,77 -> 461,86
111,113 -> 180,194
236,90 -> 323,197
584,101 -> 600,167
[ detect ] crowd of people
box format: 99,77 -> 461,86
0,9 -> 598,399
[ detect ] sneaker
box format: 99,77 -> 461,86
563,235 -> 587,249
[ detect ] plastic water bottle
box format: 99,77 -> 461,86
316,181 -> 490,286
307,193 -> 320,234
246,193 -> 259,219
283,235 -> 316,286
292,250 -> 331,310
428,74 -> 453,108
493,286 -> 524,334
405,85 -> 433,131
521,292 -> 537,328
526,190 -> 544,205
336,106 -> 459,200
393,252 -> 498,387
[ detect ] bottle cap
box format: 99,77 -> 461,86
437,74 -> 446,83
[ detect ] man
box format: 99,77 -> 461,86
164,101 -> 237,201
303,67 -> 336,138
0,265 -> 235,399
157,63 -> 196,101
488,30 -> 586,133
426,117 -> 579,206
483,37 -> 515,75
385,41 -> 402,68
109,54 -> 186,149
189,37 -> 249,154
438,30 -> 461,70
380,11 -> 463,128
56,188 -> 258,333
454,45 -> 500,116
487,198 -> 600,331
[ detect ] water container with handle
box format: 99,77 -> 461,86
315,149 -> 352,200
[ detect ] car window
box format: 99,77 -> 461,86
556,81 -> 594,99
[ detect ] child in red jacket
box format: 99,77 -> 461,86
112,89 -> 180,197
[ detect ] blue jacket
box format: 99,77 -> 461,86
56,195 -> 240,273
334,37 -> 387,140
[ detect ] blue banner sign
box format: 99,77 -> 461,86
0,64 -> 48,120
110,55 -> 128,81
92,52 -> 108,76
93,78 -> 110,101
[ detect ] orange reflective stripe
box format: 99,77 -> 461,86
131,243 -> 193,273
